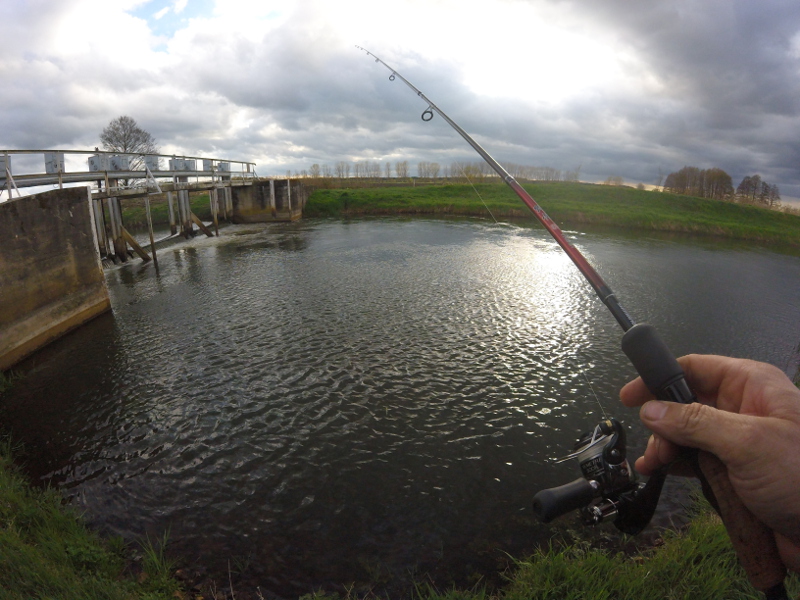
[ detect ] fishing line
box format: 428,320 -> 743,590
579,367 -> 607,420
454,161 -> 499,224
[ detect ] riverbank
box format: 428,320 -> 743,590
0,438 -> 183,599
305,182 -> 800,248
1,438 -> 796,600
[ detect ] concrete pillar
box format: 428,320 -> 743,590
287,179 -> 292,213
269,180 -> 276,209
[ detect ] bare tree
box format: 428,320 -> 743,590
335,161 -> 350,179
395,160 -> 409,179
385,162 -> 392,178
100,116 -> 159,169
309,164 -> 321,178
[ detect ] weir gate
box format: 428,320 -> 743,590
0,149 -> 309,370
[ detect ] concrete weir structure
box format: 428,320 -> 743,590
231,179 -> 306,222
0,187 -> 110,370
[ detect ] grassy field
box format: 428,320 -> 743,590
305,182 -> 800,247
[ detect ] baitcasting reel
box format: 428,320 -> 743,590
532,418 -> 667,535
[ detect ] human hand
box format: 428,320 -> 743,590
619,354 -> 800,572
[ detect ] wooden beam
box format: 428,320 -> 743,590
121,227 -> 151,262
191,212 -> 215,237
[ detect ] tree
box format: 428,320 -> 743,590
395,161 -> 409,178
663,166 -> 733,200
100,116 -> 159,170
335,161 -> 350,179
737,174 -> 780,207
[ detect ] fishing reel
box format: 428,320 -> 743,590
533,418 -> 666,535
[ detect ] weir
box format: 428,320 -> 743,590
0,149 -> 309,370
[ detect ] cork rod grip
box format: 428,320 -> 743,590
697,451 -> 787,596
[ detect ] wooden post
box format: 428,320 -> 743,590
145,194 -> 159,270
210,188 -> 219,236
108,196 -> 127,262
181,190 -> 193,237
92,197 -> 109,257
167,191 -> 177,235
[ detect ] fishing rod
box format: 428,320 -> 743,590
358,46 -> 788,599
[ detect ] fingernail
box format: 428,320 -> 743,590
642,401 -> 668,421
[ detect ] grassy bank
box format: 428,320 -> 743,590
0,395 -> 797,599
305,182 -> 800,247
417,509 -> 799,600
0,439 -> 183,600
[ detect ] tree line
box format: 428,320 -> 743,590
663,166 -> 780,208
301,160 -> 581,182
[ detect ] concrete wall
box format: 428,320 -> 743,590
230,179 -> 308,223
0,187 -> 111,370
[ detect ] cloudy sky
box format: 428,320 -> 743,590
3,0 -> 800,198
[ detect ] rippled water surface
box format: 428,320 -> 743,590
3,218 -> 800,596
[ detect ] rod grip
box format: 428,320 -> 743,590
622,323 -> 787,596
533,477 -> 596,523
697,451 -> 787,595
621,323 -> 695,404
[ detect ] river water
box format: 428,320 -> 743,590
3,217 -> 800,596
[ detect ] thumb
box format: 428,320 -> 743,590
639,400 -> 748,463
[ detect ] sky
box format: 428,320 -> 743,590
2,0 -> 800,199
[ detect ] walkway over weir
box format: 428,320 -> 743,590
0,149 -> 308,265
0,148 -> 257,197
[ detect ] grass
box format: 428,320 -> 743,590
1,399 -> 797,600
0,371 -> 21,395
118,193 -> 213,229
301,506 -> 798,600
0,438 -> 183,600
304,181 -> 800,248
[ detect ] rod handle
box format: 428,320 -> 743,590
621,323 -> 695,404
533,477 -> 597,523
622,324 -> 787,597
698,451 -> 787,596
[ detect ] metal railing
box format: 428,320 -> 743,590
1,149 -> 258,201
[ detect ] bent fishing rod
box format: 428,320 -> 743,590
358,46 -> 789,599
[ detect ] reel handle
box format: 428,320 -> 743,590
622,323 -> 787,597
533,477 -> 597,523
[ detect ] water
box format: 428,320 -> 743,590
3,218 -> 800,596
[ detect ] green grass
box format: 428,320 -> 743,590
119,193 -> 213,228
0,439 -> 183,600
2,433 -> 797,600
305,182 -> 800,247
301,508 -> 798,600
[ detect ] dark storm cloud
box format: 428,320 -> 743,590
1,0 -> 799,197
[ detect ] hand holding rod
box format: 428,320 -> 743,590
622,325 -> 787,597
359,47 -> 787,597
